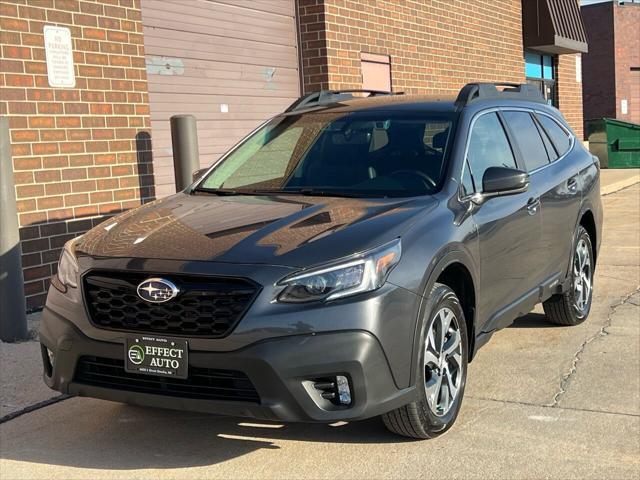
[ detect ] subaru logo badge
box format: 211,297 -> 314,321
137,278 -> 179,303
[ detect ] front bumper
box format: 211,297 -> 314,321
40,308 -> 416,422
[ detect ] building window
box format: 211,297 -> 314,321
361,53 -> 391,92
525,51 -> 557,107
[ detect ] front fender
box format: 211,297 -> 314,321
407,246 -> 480,387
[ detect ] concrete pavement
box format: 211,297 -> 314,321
1,184 -> 638,480
0,312 -> 62,420
600,168 -> 640,196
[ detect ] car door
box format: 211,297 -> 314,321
500,109 -> 554,290
463,111 -> 543,333
533,112 -> 582,285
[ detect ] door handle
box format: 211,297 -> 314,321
527,197 -> 540,216
567,177 -> 578,193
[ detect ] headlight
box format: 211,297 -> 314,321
55,236 -> 81,290
276,239 -> 401,303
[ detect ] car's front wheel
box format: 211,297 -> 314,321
543,225 -> 594,326
382,283 -> 468,439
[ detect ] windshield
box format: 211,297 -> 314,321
197,111 -> 457,197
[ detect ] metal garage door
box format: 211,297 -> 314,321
141,0 -> 300,197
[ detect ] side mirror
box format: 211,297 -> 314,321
482,166 -> 529,195
192,167 -> 208,182
471,167 -> 529,205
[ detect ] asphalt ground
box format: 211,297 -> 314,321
1,183 -> 638,480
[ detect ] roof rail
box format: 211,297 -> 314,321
454,83 -> 546,109
285,89 -> 401,112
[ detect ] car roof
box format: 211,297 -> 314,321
282,95 -> 559,118
283,94 -> 459,115
283,84 -> 553,117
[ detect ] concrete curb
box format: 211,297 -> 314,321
601,173 -> 640,196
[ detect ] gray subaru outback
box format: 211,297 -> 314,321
41,83 -> 602,438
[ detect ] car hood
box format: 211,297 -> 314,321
77,192 -> 436,267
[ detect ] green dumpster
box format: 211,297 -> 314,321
586,118 -> 640,168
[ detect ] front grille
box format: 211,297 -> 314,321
74,356 -> 260,403
83,271 -> 260,337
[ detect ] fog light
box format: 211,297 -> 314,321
336,375 -> 351,405
311,375 -> 353,407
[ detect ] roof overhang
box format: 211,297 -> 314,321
522,0 -> 589,54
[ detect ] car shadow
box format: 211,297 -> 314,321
508,312 -> 560,329
0,399 -> 412,470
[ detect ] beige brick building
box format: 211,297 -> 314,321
0,0 -> 588,309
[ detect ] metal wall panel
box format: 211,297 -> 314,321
142,0 -> 300,196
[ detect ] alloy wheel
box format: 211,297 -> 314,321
573,238 -> 592,314
424,307 -> 463,416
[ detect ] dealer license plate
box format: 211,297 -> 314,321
125,335 -> 188,379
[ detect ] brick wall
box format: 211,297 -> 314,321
0,0 -> 152,309
613,3 -> 640,124
581,2 -> 616,123
556,53 -> 584,139
298,0 -> 586,135
298,0 -> 526,94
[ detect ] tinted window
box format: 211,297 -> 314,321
460,161 -> 475,196
200,113 -> 457,197
219,127 -> 304,189
537,114 -> 571,157
534,118 -> 558,161
502,111 -> 549,171
467,112 -> 517,191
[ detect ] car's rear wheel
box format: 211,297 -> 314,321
543,225 -> 594,326
382,283 -> 468,439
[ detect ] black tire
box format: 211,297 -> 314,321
543,225 -> 594,326
382,283 -> 468,439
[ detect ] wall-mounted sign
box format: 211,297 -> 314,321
44,25 -> 75,88
621,99 -> 628,115
575,55 -> 582,83
146,56 -> 185,76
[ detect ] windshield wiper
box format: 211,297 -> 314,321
194,186 -> 383,198
192,187 -> 252,196
253,188 -> 380,198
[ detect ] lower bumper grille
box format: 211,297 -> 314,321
74,356 -> 260,403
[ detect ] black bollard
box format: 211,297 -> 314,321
170,114 -> 200,191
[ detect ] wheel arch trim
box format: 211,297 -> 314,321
408,248 -> 479,387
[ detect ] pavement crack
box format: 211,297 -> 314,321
467,395 -> 640,418
0,395 -> 69,425
546,287 -> 640,408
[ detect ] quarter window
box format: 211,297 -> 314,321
467,112 -> 517,192
460,160 -> 474,196
502,111 -> 550,172
534,118 -> 558,161
536,114 -> 571,157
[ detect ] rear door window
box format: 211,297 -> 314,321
467,112 -> 517,192
536,114 -> 572,158
502,111 -> 550,172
